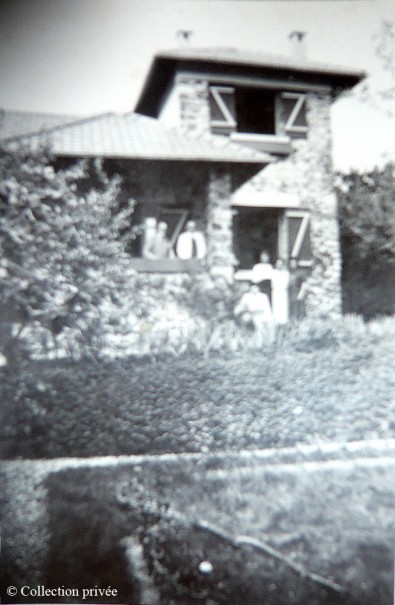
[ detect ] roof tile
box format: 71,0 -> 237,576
0,109 -> 82,141
2,111 -> 273,164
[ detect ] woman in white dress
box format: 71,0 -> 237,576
251,250 -> 274,302
272,258 -> 290,325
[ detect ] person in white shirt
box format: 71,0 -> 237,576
234,284 -> 274,346
176,220 -> 206,260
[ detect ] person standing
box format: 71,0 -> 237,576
176,220 -> 206,260
272,258 -> 290,325
141,217 -> 158,259
234,284 -> 274,346
251,250 -> 274,302
288,257 -> 307,320
152,222 -> 174,259
142,218 -> 173,259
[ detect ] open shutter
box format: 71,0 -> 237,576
159,209 -> 189,248
278,92 -> 308,136
209,86 -> 236,134
285,210 -> 313,267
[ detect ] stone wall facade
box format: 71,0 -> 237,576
170,78 -> 342,317
129,81 -> 343,318
239,93 -> 342,318
206,168 -> 236,282
178,78 -> 211,136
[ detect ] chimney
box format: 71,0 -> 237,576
289,31 -> 307,61
176,30 -> 193,47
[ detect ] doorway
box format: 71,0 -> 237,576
233,207 -> 281,270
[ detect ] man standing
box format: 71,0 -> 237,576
176,220 -> 206,260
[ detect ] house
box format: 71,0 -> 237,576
0,43 -> 364,319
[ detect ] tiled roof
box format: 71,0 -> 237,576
154,47 -> 366,80
0,109 -> 81,141
1,110 -> 273,164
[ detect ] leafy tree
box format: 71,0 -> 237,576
0,144 -> 136,358
336,164 -> 395,317
337,164 -> 395,260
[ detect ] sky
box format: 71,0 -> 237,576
1,0 -> 395,171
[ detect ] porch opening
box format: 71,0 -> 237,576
233,207 -> 281,270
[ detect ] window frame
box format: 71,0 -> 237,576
208,84 -> 308,143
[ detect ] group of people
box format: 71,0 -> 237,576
142,217 -> 206,261
141,218 -> 306,345
234,251 -> 307,345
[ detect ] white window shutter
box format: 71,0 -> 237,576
279,92 -> 308,135
285,210 -> 313,266
209,86 -> 237,133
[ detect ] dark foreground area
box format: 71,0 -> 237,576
2,444 -> 394,605
1,318 -> 395,458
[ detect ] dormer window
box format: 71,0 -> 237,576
208,84 -> 308,147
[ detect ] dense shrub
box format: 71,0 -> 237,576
1,317 -> 394,459
0,144 -> 138,359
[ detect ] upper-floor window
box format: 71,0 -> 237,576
236,88 -> 277,135
209,85 -> 308,138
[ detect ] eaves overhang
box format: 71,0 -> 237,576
135,48 -> 366,117
1,111 -> 274,165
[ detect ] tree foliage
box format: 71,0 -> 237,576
336,164 -> 395,317
337,163 -> 395,261
0,144 -> 136,355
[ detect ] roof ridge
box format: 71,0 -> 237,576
2,111 -> 115,142
0,108 -> 80,118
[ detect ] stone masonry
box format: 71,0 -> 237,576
206,168 -> 236,282
163,76 -> 343,318
238,93 -> 342,318
178,78 -> 211,137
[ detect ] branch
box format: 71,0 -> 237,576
197,520 -> 344,594
116,489 -> 345,595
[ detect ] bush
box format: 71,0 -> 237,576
1,316 -> 394,459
